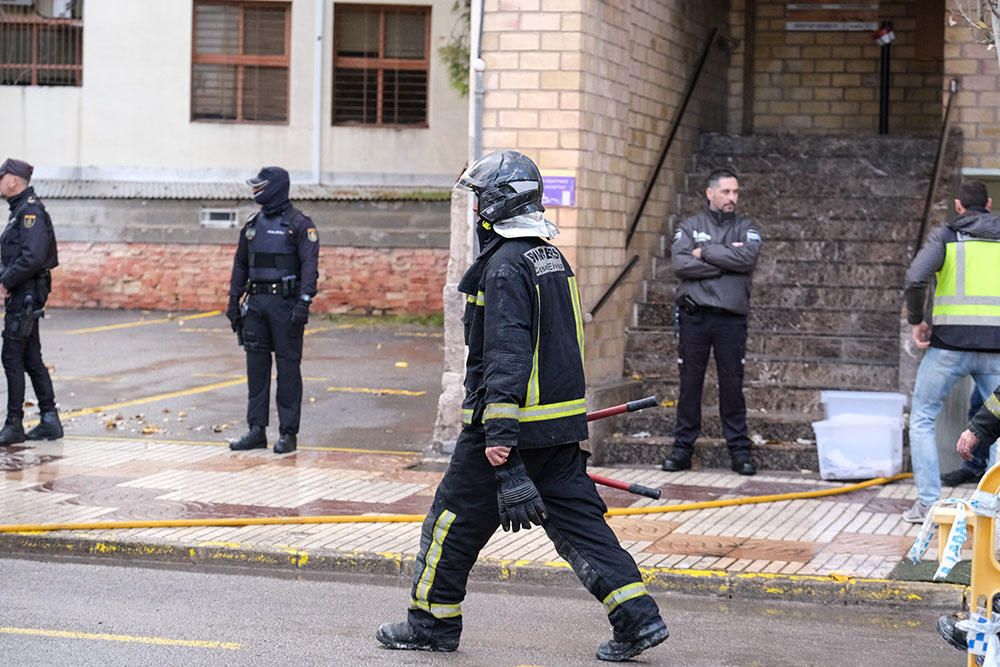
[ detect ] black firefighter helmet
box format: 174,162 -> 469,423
457,150 -> 545,224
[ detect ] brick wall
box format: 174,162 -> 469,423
945,12 -> 1000,170
480,0 -> 730,385
48,243 -> 447,315
751,0 -> 943,134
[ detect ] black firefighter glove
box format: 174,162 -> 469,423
495,449 -> 546,532
225,295 -> 241,332
290,299 -> 310,327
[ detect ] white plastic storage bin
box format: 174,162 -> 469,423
820,390 -> 907,420
811,414 -> 903,480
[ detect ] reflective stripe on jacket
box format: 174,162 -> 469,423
458,237 -> 588,449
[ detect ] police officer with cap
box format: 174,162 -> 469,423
376,150 -> 668,662
0,158 -> 62,445
226,166 -> 319,454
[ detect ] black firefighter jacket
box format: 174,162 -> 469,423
459,236 -> 589,450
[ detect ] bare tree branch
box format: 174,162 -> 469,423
952,1 -> 1000,73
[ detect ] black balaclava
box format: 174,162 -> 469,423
249,166 -> 291,217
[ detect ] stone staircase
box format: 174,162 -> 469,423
603,133 -> 940,470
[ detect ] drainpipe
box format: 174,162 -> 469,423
312,0 -> 325,184
469,0 -> 485,255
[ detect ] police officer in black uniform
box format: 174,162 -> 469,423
376,151 -> 668,663
226,166 -> 319,454
0,158 -> 62,446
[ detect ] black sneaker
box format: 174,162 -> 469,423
229,426 -> 267,451
596,619 -> 669,662
375,622 -> 458,652
936,613 -> 967,652
731,454 -> 756,476
274,433 -> 297,454
661,453 -> 692,472
0,421 -> 26,446
941,467 -> 983,487
26,411 -> 63,441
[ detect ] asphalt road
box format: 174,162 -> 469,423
0,558 -> 958,666
32,309 -> 442,452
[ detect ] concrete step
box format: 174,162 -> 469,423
625,329 -> 898,364
697,132 -> 937,161
679,192 -> 923,223
635,302 -> 900,335
636,379 -> 860,414
693,171 -> 927,199
618,408 -> 817,442
753,218 -> 919,242
644,282 -> 902,311
692,154 -> 933,181
595,434 -> 824,471
653,257 -> 906,286
626,355 -> 897,391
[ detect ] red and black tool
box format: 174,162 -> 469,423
586,396 -> 663,500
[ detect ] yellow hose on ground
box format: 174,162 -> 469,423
0,473 -> 912,533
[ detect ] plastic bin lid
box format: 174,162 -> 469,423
811,413 -> 904,427
819,390 -> 907,402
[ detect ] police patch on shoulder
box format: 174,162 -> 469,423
307,228 -> 318,242
746,230 -> 762,243
523,245 -> 565,277
245,227 -> 256,240
23,214 -> 36,228
673,230 -> 682,242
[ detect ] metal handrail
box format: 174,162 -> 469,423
588,26 -> 720,319
624,26 -> 720,250
913,78 -> 959,258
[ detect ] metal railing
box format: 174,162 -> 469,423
913,78 -> 960,258
587,26 -> 720,320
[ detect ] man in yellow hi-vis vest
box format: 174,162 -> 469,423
903,180 -> 1000,523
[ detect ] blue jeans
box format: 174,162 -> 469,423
909,348 -> 1000,506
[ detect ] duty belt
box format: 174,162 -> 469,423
247,281 -> 297,295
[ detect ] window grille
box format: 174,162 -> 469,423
0,2 -> 83,87
191,1 -> 290,123
333,4 -> 430,127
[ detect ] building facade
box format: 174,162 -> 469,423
1,0 -> 469,314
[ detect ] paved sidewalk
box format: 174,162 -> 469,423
0,435 -> 966,608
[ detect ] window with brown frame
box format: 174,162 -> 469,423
0,5 -> 83,87
191,1 -> 290,123
333,4 -> 430,127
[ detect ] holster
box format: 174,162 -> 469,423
236,299 -> 249,347
14,293 -> 43,341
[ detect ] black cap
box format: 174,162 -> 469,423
0,158 -> 33,181
246,166 -> 288,188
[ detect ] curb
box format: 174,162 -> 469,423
0,532 -> 964,610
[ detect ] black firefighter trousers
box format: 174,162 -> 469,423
2,294 -> 55,422
241,294 -> 304,435
405,428 -> 663,646
673,309 -> 752,456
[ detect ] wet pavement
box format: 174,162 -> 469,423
37,308 -> 441,451
0,309 -> 970,610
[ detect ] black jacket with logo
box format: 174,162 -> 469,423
1,186 -> 58,298
459,236 -> 589,449
671,209 -> 762,315
229,204 -> 320,299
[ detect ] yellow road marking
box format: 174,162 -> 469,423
0,626 -> 241,650
61,434 -> 418,456
65,311 -> 221,335
61,377 -> 248,419
304,325 -> 336,336
327,386 -> 426,397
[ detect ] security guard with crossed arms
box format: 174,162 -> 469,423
226,166 -> 319,454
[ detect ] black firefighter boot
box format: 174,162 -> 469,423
229,425 -> 267,451
375,622 -> 459,653
0,419 -> 26,446
274,432 -> 297,454
26,411 -> 63,441
596,619 -> 670,662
